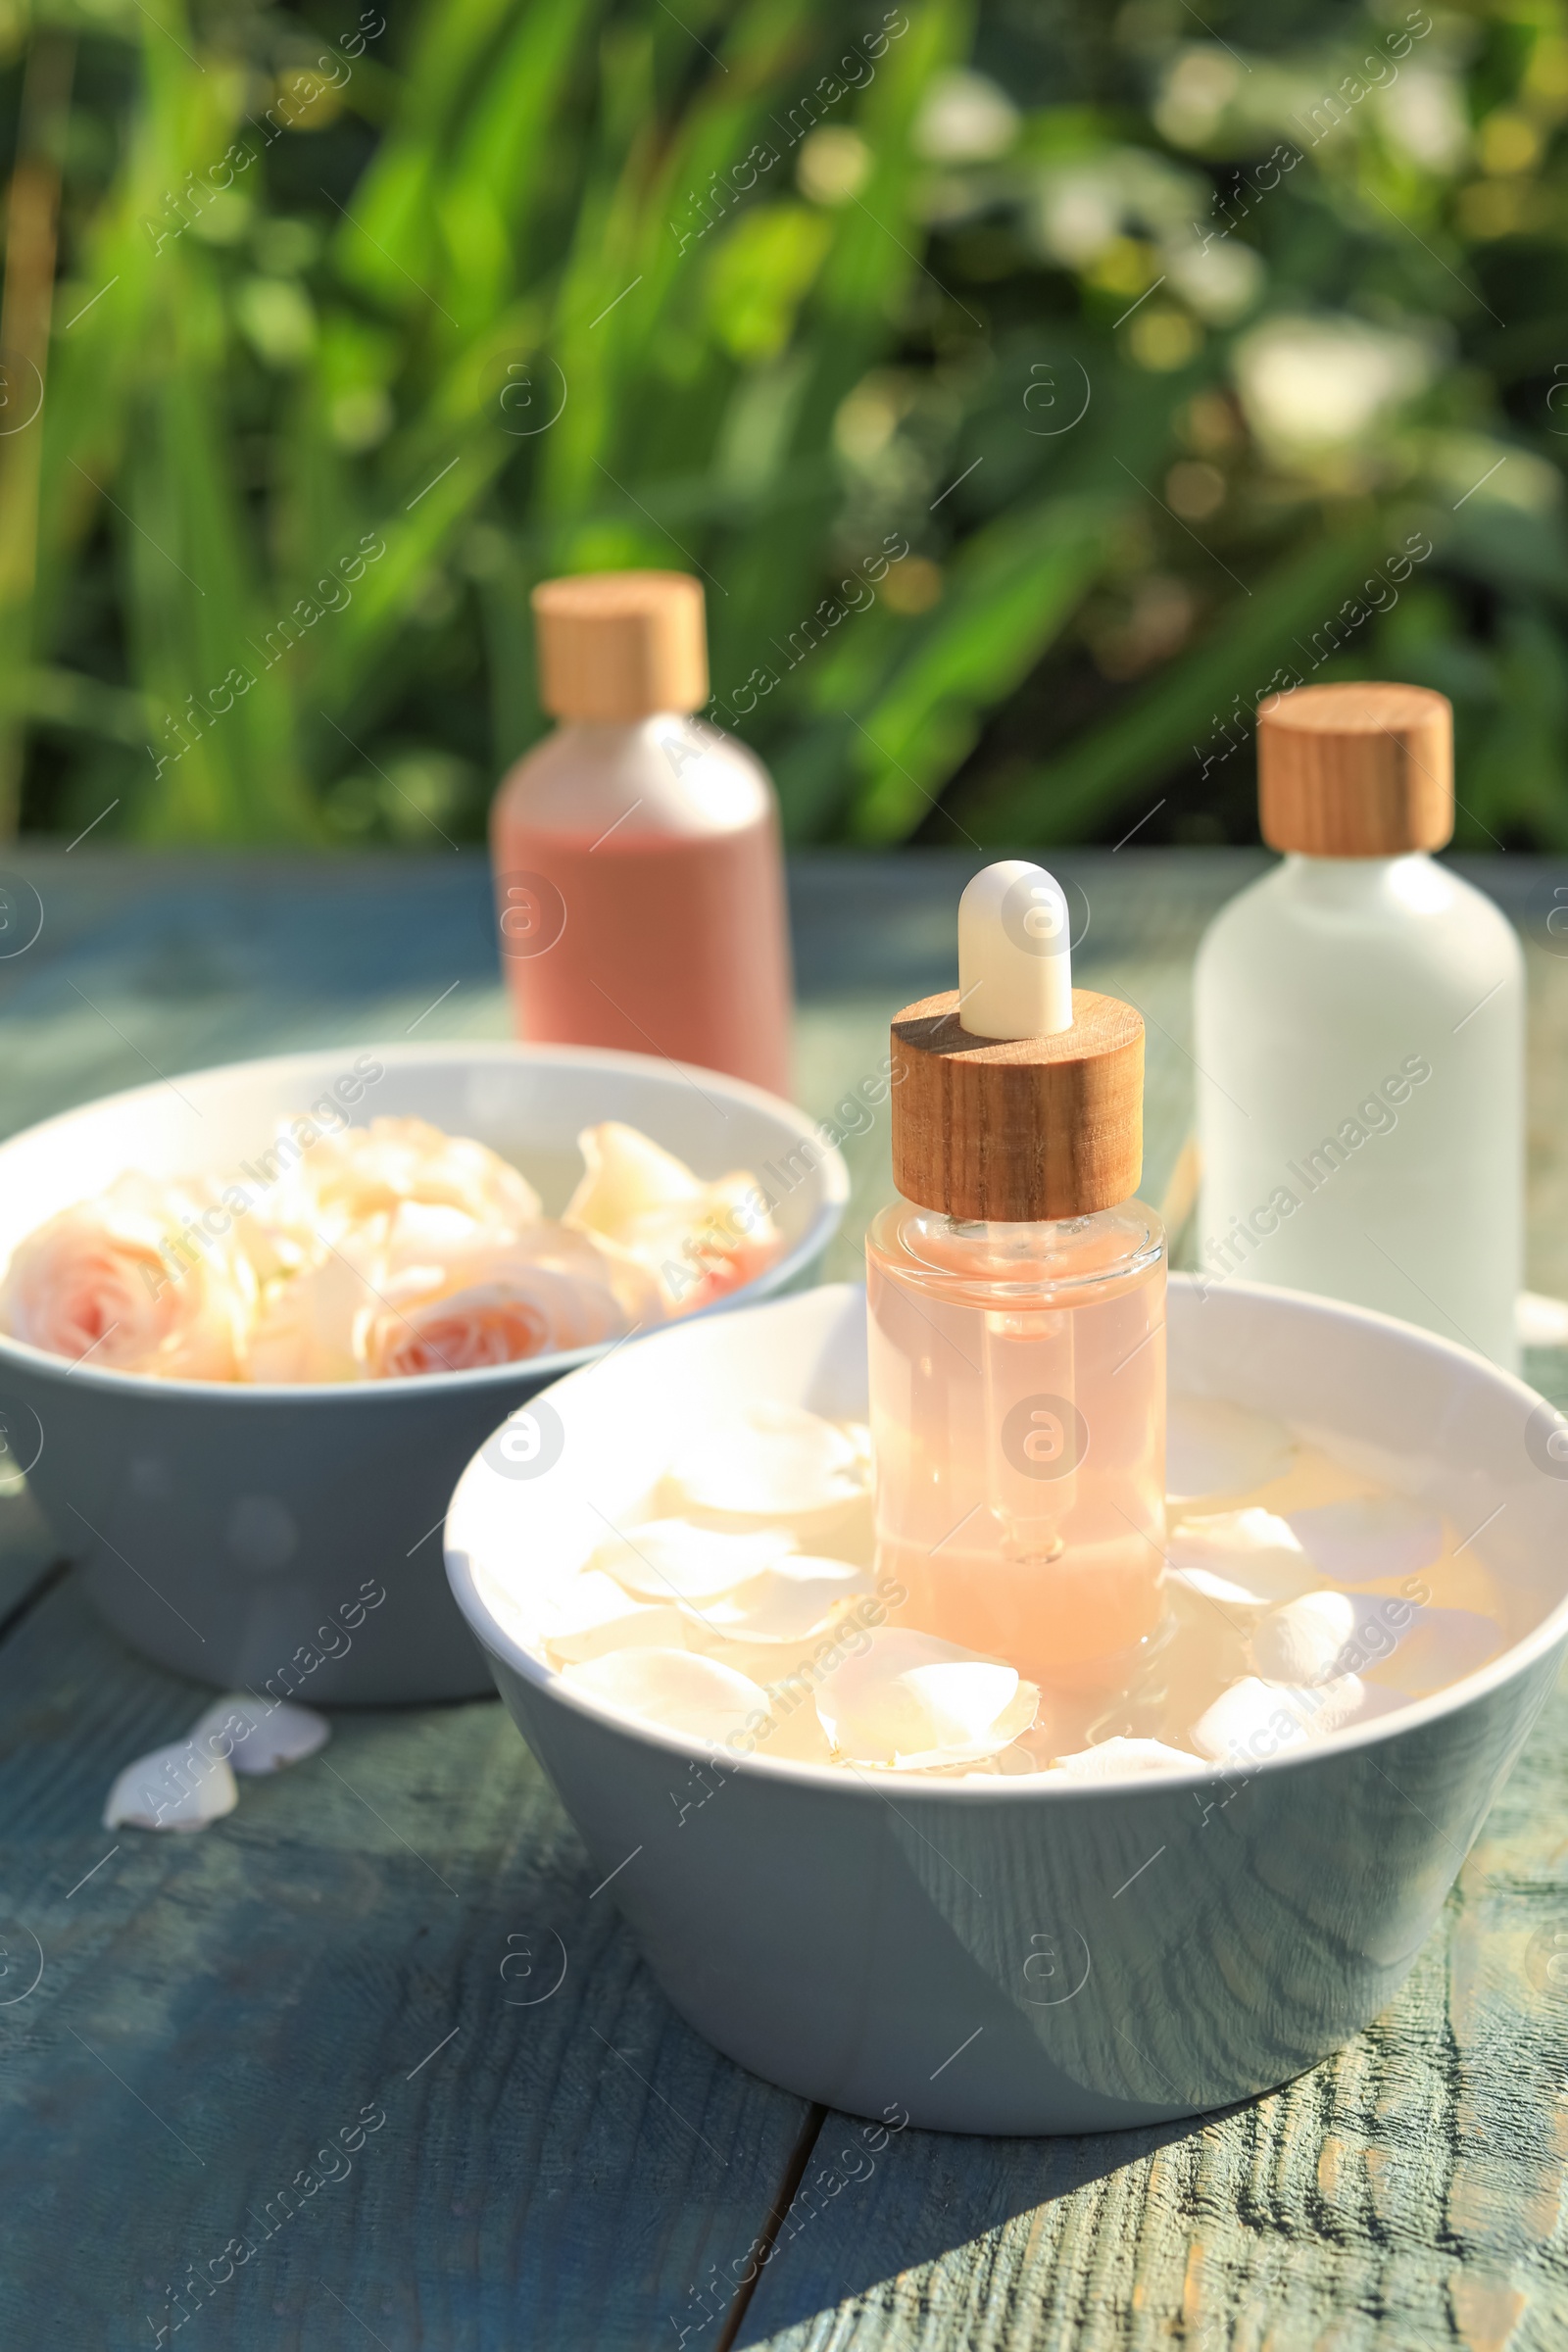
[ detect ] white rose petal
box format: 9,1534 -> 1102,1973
815,1629 -> 1038,1768
699,1557 -> 874,1644
104,1739 -> 238,1833
562,1648 -> 768,1743
750,1692 -> 835,1764
1191,1672 -> 1395,1766
540,1570 -> 689,1666
1046,1737 -> 1203,1782
588,1519 -> 798,1604
565,1122 -> 782,1314
667,1403 -> 872,1519
1250,1592 -> 1359,1687
190,1693 -> 329,1775
1286,1495 -> 1445,1585
1167,1507 -> 1320,1607
1168,1395 -> 1296,1506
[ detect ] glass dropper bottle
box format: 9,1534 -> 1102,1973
865,861 -> 1166,1693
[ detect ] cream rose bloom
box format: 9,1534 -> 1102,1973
246,1202 -> 662,1382
0,1172 -> 254,1379
565,1122 -> 783,1312
299,1115 -> 542,1235
3,1112 -> 771,1385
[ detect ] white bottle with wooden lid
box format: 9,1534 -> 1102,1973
1193,682 -> 1523,1368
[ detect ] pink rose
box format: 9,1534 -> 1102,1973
361,1216 -> 661,1379
245,1205 -> 662,1383
565,1122 -> 782,1312
0,1174 -> 253,1379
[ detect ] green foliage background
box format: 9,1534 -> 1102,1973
3,0 -> 1568,851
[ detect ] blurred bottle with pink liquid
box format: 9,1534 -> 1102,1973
489,570 -> 794,1100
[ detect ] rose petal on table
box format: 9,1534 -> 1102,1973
190,1693 -> 329,1774
1167,1395 -> 1296,1507
1167,1507 -> 1321,1607
815,1629 -> 1037,1768
665,1403 -> 871,1518
1190,1672 -> 1400,1765
562,1647 -> 769,1743
698,1556 -> 873,1643
1286,1494 -> 1446,1584
1249,1591 -> 1359,1686
1046,1737 -> 1203,1781
104,1740 -> 238,1833
589,1518 -> 798,1603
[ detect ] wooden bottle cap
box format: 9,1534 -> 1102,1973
532,570 -> 709,721
1257,682 -> 1452,857
890,989 -> 1144,1222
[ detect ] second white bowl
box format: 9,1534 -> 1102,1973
447,1277 -> 1568,2132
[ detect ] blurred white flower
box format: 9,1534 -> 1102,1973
797,126 -> 872,205
913,70 -> 1019,164
1165,232 -> 1264,322
1429,434 -> 1561,514
1034,171 -> 1122,268
1153,47 -> 1242,148
1376,68 -> 1471,174
1232,314 -> 1434,457
1031,148 -> 1205,270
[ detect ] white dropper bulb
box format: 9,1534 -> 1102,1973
956,860 -> 1073,1041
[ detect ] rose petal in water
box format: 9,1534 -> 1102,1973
540,1570 -> 689,1665
698,1557 -> 873,1644
1166,1508 -> 1321,1607
1286,1494 -> 1445,1585
562,1648 -> 769,1743
1046,1737 -> 1202,1781
1350,1600 -> 1505,1697
666,1403 -> 871,1519
1191,1672 -> 1400,1766
1167,1395 -> 1295,1507
588,1519 -> 798,1604
815,1629 -> 1038,1768
1249,1591 -> 1359,1687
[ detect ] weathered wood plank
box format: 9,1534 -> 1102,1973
731,1670 -> 1568,2352
0,1483 -> 60,1627
0,1575 -> 813,2349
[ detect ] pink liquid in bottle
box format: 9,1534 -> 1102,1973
491,572 -> 794,1099
492,718 -> 792,1098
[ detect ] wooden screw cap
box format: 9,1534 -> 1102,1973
1257,681 -> 1452,857
890,989 -> 1145,1222
532,570 -> 709,721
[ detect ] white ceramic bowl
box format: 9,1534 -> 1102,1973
447,1276 -> 1568,2134
0,1042 -> 847,1703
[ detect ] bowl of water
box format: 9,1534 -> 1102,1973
446,1275 -> 1568,2132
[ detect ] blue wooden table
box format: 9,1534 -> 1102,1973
3,847 -> 1568,2350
